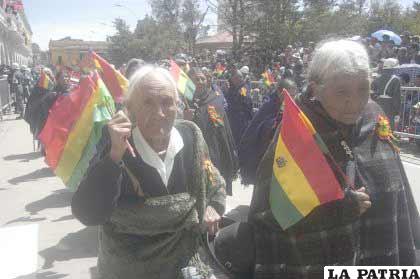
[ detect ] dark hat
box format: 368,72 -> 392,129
209,222 -> 255,277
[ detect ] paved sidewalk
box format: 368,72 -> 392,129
1,116 -> 419,279
0,117 -> 253,279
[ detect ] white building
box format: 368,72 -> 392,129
0,1 -> 32,66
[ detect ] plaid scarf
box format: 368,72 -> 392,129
249,96 -> 420,279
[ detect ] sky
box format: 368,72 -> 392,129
24,0 -> 416,51
25,0 -> 153,50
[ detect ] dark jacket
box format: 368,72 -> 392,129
224,83 -> 254,148
239,91 -> 282,185
71,120 -> 227,279
372,72 -> 401,125
249,96 -> 420,278
190,89 -> 239,195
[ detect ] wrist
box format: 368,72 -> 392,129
109,149 -> 124,163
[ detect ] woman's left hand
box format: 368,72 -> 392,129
204,206 -> 221,236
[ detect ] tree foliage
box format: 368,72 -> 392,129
107,0 -> 420,66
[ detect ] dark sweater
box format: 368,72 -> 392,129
71,124 -> 223,226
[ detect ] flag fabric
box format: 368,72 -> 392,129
170,60 -> 196,101
215,64 -> 225,78
39,72 -> 115,191
270,90 -> 344,230
38,78 -> 94,169
262,70 -> 275,87
90,51 -> 128,103
37,71 -> 55,91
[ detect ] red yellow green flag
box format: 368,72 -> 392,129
262,70 -> 275,87
39,72 -> 115,191
270,90 -> 344,229
170,60 -> 196,101
90,51 -> 128,103
37,71 -> 55,91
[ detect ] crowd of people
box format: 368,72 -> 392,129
8,33 -> 420,279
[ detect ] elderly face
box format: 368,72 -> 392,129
190,71 -> 208,96
129,72 -> 177,141
314,74 -> 370,125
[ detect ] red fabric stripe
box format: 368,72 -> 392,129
170,60 -> 181,82
39,75 -> 97,169
280,93 -> 344,203
91,52 -> 123,102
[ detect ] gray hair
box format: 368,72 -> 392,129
126,65 -> 179,105
308,39 -> 370,85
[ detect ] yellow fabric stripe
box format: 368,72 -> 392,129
178,74 -> 188,94
273,136 -> 320,216
116,71 -> 128,93
298,111 -> 316,135
55,82 -> 101,183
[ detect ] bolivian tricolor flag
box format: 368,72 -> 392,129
39,72 -> 115,191
170,60 -> 196,101
270,90 -> 344,229
90,51 -> 128,103
262,70 -> 275,87
37,71 -> 55,91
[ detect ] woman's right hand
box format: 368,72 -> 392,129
108,111 -> 132,162
353,187 -> 371,215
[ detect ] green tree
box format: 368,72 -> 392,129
150,0 -> 180,24
180,0 -> 208,55
107,18 -> 133,67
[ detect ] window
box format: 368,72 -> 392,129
58,55 -> 62,65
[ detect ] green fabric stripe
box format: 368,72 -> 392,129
65,85 -> 115,191
270,176 -> 304,230
314,133 -> 330,155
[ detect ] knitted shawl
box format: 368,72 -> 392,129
249,97 -> 420,279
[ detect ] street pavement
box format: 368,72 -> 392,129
0,116 -> 418,279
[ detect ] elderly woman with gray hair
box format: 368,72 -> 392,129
71,66 -> 226,279
247,40 -> 420,278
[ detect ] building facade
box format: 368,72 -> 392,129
49,37 -> 109,68
0,0 -> 32,66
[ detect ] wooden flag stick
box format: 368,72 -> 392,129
104,102 -> 136,158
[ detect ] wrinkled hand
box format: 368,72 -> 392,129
354,187 -> 371,215
204,206 -> 221,236
183,109 -> 195,121
108,111 -> 132,162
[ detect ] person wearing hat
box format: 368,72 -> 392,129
224,69 -> 254,150
188,67 -> 239,196
372,58 -> 401,128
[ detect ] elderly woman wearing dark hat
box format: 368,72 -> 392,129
72,65 -> 227,279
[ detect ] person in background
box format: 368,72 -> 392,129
124,58 -> 145,79
397,47 -> 411,65
398,73 -> 410,87
247,40 -> 419,278
8,63 -> 23,117
72,66 -> 226,279
21,65 -> 33,104
238,79 -> 296,185
372,58 -> 401,128
224,69 -> 254,149
379,35 -> 395,60
54,69 -> 71,95
188,67 -> 239,196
